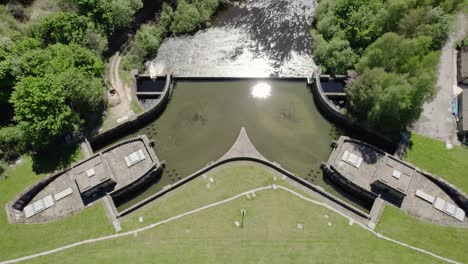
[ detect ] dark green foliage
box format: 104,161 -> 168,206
159,3 -> 174,30
10,75 -> 77,148
31,12 -> 108,53
0,37 -> 41,87
0,5 -> 21,41
68,0 -> 142,33
312,0 -> 455,134
456,36 -> 468,49
170,0 -> 222,34
398,7 -> 453,49
312,31 -> 358,75
0,160 -> 6,178
123,24 -> 165,70
0,126 -> 23,161
0,0 -> 140,163
59,70 -> 106,117
5,43 -> 105,148
355,33 -> 432,75
123,0 -> 223,69
332,0 -> 385,50
170,0 -> 201,34
347,68 -> 426,133
11,42 -> 104,80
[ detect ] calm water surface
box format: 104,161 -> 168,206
112,81 -> 368,211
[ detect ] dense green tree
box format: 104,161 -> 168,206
31,11 -> 108,53
0,126 -> 23,161
398,7 -> 453,49
347,68 -> 427,133
67,0 -> 113,32
123,24 -> 164,70
59,70 -> 106,116
10,75 -> 77,148
11,43 -> 104,80
379,0 -> 416,32
110,0 -> 143,29
332,0 -> 385,51
312,32 -> 358,75
5,42 -> 105,147
170,0 -> 201,34
355,33 -> 432,75
0,5 -> 21,42
316,14 -> 341,40
68,0 -> 142,33
159,3 -> 174,31
193,0 -> 222,24
0,160 -> 6,177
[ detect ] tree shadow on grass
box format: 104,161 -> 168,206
31,143 -> 81,174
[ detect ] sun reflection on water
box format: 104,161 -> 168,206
251,82 -> 272,99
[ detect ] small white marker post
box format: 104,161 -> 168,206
241,209 -> 246,228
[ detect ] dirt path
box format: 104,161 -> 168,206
412,13 -> 468,146
0,185 -> 460,264
106,53 -> 134,125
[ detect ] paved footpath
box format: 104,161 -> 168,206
0,185 -> 460,264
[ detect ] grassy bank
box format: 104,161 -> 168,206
0,157 -> 113,261
8,163 -> 459,263
377,205 -> 468,263
406,133 -> 468,193
121,163 -> 281,230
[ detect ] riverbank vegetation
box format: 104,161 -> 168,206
123,0 -> 225,70
312,0 -> 462,134
0,0 -> 142,172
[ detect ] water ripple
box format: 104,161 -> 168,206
148,0 -> 317,77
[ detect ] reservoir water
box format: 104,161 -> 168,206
106,1 -> 371,211
108,80 -> 367,211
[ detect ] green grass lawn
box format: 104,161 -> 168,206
28,183 -> 440,263
9,162 -> 457,264
121,163 -> 282,230
0,156 -> 113,261
130,97 -> 144,114
3,161 -> 466,263
377,205 -> 468,263
405,133 -> 468,193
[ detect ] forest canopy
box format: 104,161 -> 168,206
312,0 -> 461,134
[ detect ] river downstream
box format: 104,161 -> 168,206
149,0 -> 318,77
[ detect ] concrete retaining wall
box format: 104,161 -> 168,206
117,157 -> 371,220
9,169 -> 73,212
421,170 -> 468,211
322,164 -> 377,204
310,73 -> 398,153
110,166 -> 163,205
90,74 -> 173,150
325,136 -> 468,212
173,76 -> 307,81
7,136 -> 162,223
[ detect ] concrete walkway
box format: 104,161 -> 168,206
412,13 -> 468,146
0,185 -> 459,264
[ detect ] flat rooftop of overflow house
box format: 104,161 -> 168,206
8,136 -> 162,223
324,136 -> 467,226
